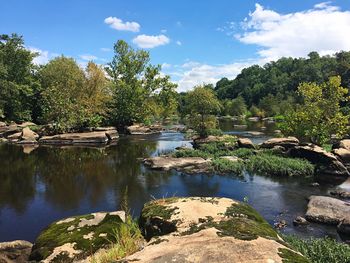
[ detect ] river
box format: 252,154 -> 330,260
0,120 -> 348,242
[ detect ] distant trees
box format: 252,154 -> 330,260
223,96 -> 247,117
280,76 -> 349,145
0,34 -> 39,122
106,40 -> 177,128
185,86 -> 221,137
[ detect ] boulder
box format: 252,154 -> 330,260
338,139 -> 350,150
127,124 -> 162,135
0,125 -> 21,138
260,137 -> 299,149
237,138 -> 255,149
104,129 -> 119,141
0,240 -> 33,263
7,132 -> 22,142
289,144 -> 349,177
17,121 -> 36,128
329,189 -> 350,199
29,211 -> 126,262
0,121 -> 6,127
39,131 -> 110,145
333,148 -> 350,168
17,127 -> 39,144
305,195 -> 350,225
337,218 -> 350,235
124,197 -> 308,263
143,156 -> 211,173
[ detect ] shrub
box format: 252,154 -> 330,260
246,153 -> 314,177
231,148 -> 255,159
283,235 -> 350,263
172,149 -> 211,159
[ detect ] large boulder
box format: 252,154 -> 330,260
237,138 -> 255,149
336,139 -> 350,151
127,124 -> 162,135
333,148 -> 350,169
289,144 -> 349,177
260,137 -> 299,149
38,131 -> 115,145
17,127 -> 39,144
124,197 -> 308,263
0,240 -> 32,263
305,196 -> 350,225
29,211 -> 126,262
143,156 -> 211,173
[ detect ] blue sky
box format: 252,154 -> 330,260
1,0 -> 350,91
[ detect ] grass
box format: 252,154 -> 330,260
246,153 -> 314,177
211,158 -> 245,175
91,216 -> 143,263
172,149 -> 211,159
283,235 -> 350,263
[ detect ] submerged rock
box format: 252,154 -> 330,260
38,130 -> 118,145
143,156 -> 211,173
260,137 -> 299,149
293,216 -> 309,226
237,138 -> 255,149
0,240 -> 32,263
29,211 -> 126,262
124,197 -> 308,263
305,195 -> 350,225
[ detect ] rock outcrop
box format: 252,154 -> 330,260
143,156 -> 211,173
124,197 -> 308,263
260,137 -> 299,149
305,196 -> 350,226
38,130 -> 118,145
0,240 -> 33,263
127,124 -> 162,135
29,211 -> 126,262
237,138 -> 255,149
17,127 -> 39,144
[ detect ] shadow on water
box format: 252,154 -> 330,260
0,128 -> 348,242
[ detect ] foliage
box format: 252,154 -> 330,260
246,153 -> 315,177
283,235 -> 350,263
106,40 -> 177,128
211,158 -> 244,175
185,85 -> 222,137
0,34 -> 39,122
279,76 -> 349,145
223,96 -> 247,116
249,105 -> 265,118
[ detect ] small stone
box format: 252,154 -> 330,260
293,216 -> 309,226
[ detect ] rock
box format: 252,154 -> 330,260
7,132 -> 22,142
127,124 -> 162,135
39,131 -> 110,145
0,121 -> 6,127
338,139 -> 350,150
246,131 -> 264,136
17,121 -> 36,128
17,127 -> 39,144
143,156 -> 211,173
260,137 -> 299,149
29,211 -> 126,262
93,126 -> 117,132
0,125 -> 21,138
220,156 -> 240,162
293,216 -> 309,226
289,144 -> 349,177
309,182 -> 320,187
0,240 -> 33,263
234,124 -> 248,129
104,129 -> 119,141
248,117 -> 260,122
333,148 -> 350,168
337,218 -> 350,235
124,197 -> 308,263
175,145 -> 192,151
329,189 -> 350,199
237,138 -> 255,149
305,196 -> 350,225
274,220 -> 287,229
0,138 -> 7,143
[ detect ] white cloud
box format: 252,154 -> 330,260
100,47 -> 111,52
161,63 -> 171,69
28,47 -> 54,65
176,40 -> 182,46
236,2 -> 350,61
132,34 -> 170,48
79,54 -> 97,61
104,16 -> 140,32
172,60 -> 258,92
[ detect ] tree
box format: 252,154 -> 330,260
280,76 -> 349,145
186,85 -> 222,137
223,96 -> 247,116
106,40 -> 177,128
0,34 -> 39,121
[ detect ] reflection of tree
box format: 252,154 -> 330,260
0,144 -> 36,213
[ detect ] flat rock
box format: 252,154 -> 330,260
127,124 -> 162,135
17,122 -> 36,128
29,211 -> 126,262
333,148 -> 350,168
237,138 -> 255,149
260,137 -> 299,149
0,240 -> 33,263
143,156 -> 211,173
305,195 -> 350,225
124,197 -> 308,263
338,139 -> 350,151
39,131 -> 110,145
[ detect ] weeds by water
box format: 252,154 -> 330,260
211,158 -> 245,175
283,235 -> 350,263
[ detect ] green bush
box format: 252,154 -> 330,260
231,148 -> 255,159
172,149 -> 211,159
211,158 -> 244,175
246,153 -> 314,177
283,235 -> 350,263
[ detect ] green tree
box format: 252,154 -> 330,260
106,40 -> 176,128
0,34 -> 39,121
280,76 -> 349,145
186,85 -> 222,137
223,96 -> 247,116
